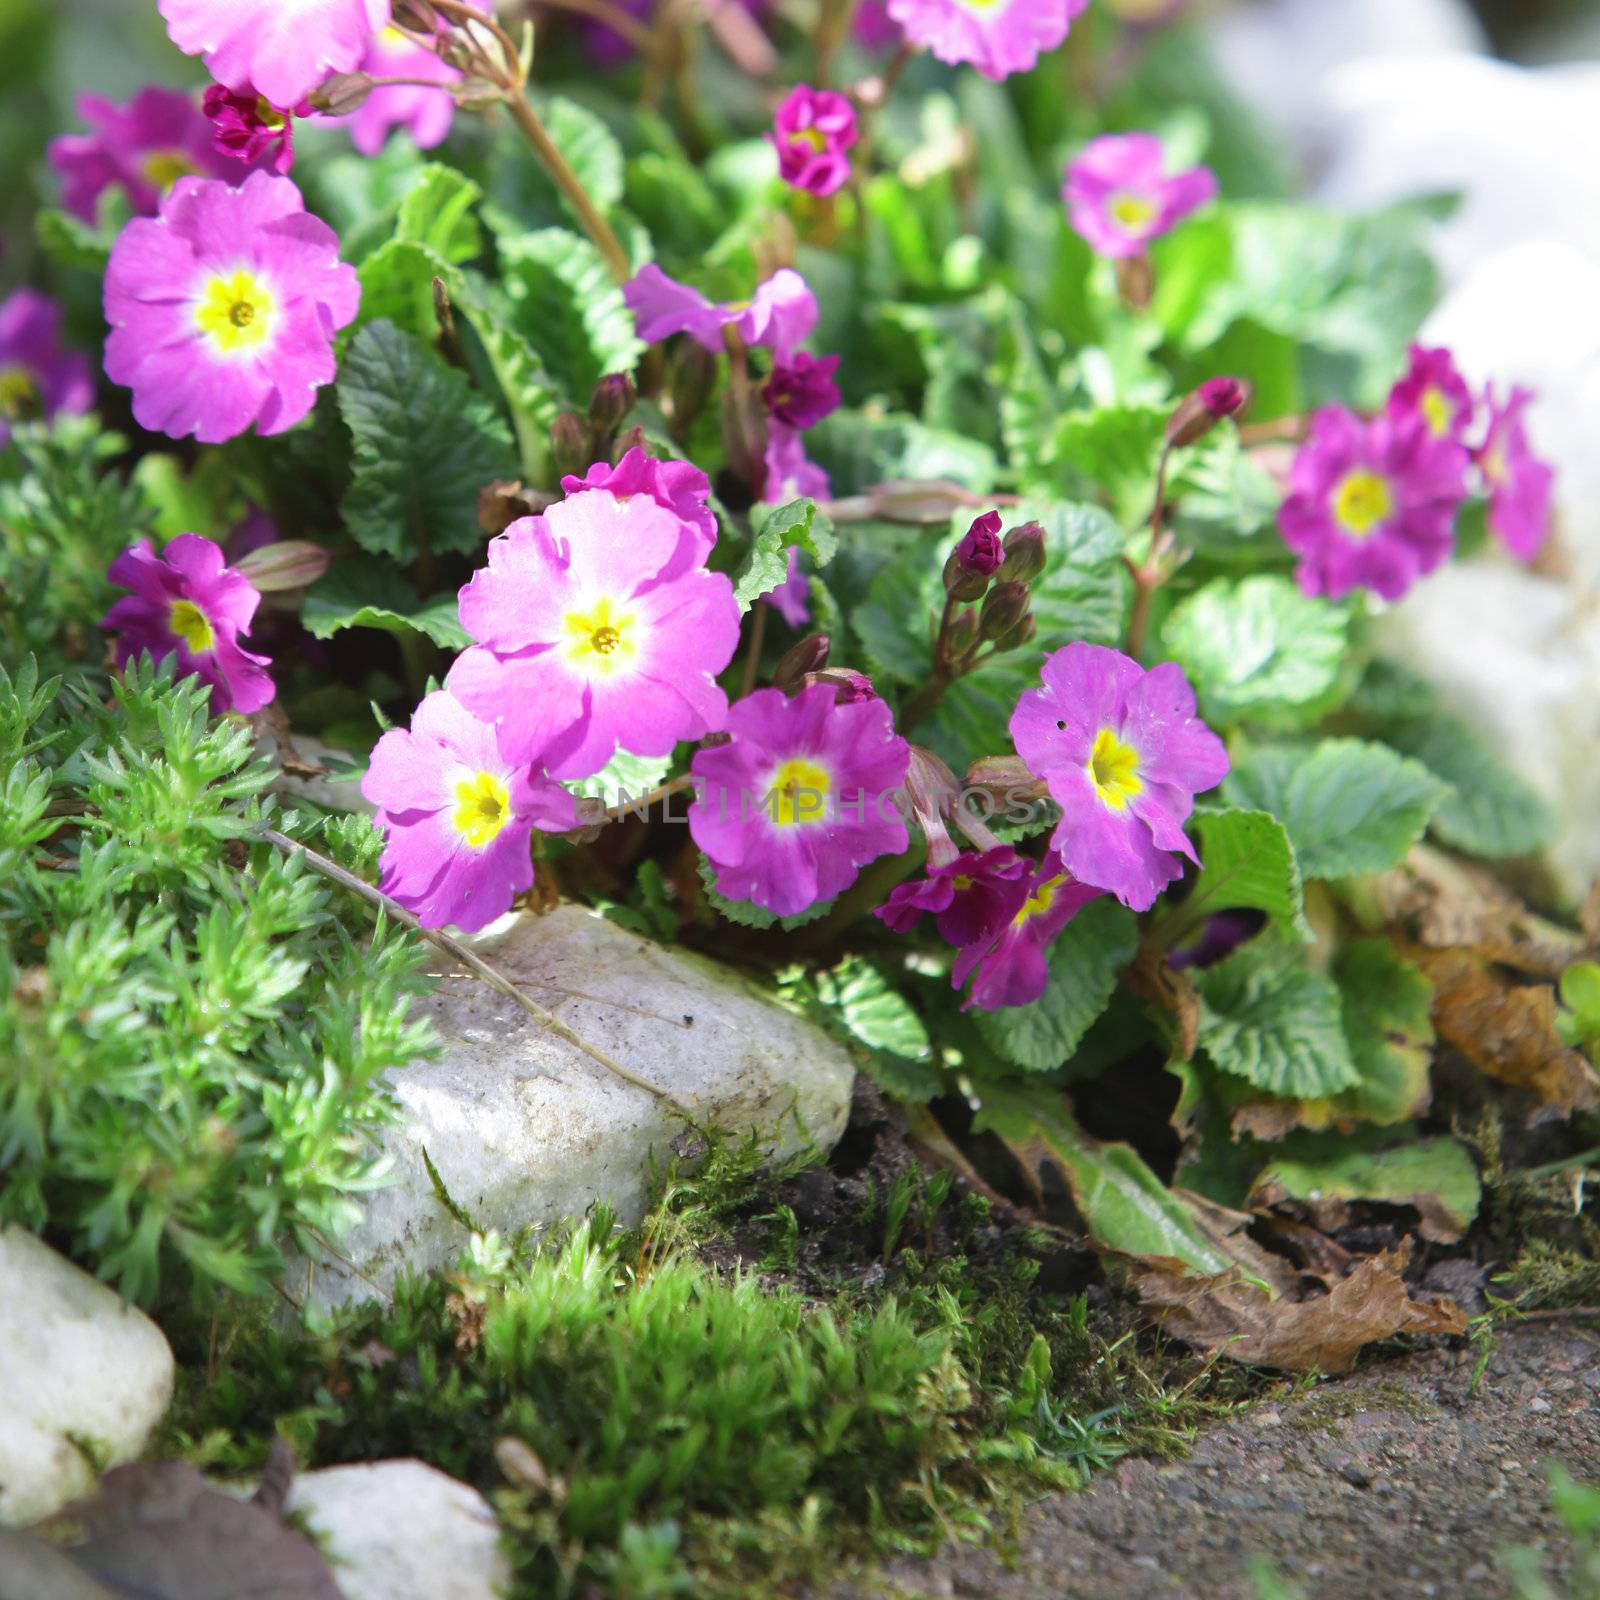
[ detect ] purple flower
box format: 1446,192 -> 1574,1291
769,86 -> 858,198
1388,344 -> 1474,444
47,88 -> 243,226
203,85 -> 304,174
1062,133 -> 1219,260
690,684 -> 911,917
954,853 -> 1104,1011
764,352 -> 841,431
1010,644 -> 1229,913
450,489 -> 741,780
1477,385 -> 1554,563
0,292 -> 93,448
561,445 -> 718,558
103,171 -> 360,444
100,534 -> 275,715
765,548 -> 812,630
758,424 -> 832,625
159,0 -> 390,110
361,689 -> 577,934
887,0 -> 1089,80
322,22 -> 462,156
955,510 -> 1005,577
624,265 -> 818,357
877,846 -> 1033,948
853,0 -> 902,48
1278,407 -> 1469,602
582,0 -> 774,65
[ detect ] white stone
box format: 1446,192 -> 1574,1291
0,1228 -> 175,1527
1375,564 -> 1600,903
286,1460 -> 509,1600
290,904 -> 855,1309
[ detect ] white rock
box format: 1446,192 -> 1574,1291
1375,564 -> 1600,903
287,1460 -> 509,1600
290,904 -> 854,1309
0,1228 -> 175,1527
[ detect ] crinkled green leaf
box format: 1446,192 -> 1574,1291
814,955 -> 933,1065
336,320 -> 516,562
1162,576 -> 1352,729
695,856 -> 834,931
1330,939 -> 1435,1125
1223,738 -> 1447,880
1173,807 -> 1307,939
302,556 -> 470,649
735,498 -> 837,611
1379,713 -> 1559,859
1195,943 -> 1360,1100
973,899 -> 1139,1073
396,163 -> 484,264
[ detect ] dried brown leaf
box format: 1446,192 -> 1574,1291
1405,944 -> 1600,1116
1128,1244 -> 1466,1374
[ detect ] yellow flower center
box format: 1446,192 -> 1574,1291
195,268 -> 277,356
1087,727 -> 1142,812
1332,470 -> 1394,538
452,770 -> 513,850
1019,875 -> 1064,922
768,758 -> 832,828
141,149 -> 199,191
790,127 -> 829,154
562,595 -> 639,677
1481,446 -> 1507,486
0,363 -> 38,421
169,599 -> 215,655
1420,386 -> 1453,438
1109,191 -> 1159,233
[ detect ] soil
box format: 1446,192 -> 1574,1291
834,1319 -> 1600,1600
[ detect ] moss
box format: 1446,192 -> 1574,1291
160,1138 -> 1257,1599
1284,1377 -> 1437,1436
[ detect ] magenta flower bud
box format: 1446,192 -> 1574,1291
978,581 -> 1030,642
668,342 -> 719,430
1167,376 -> 1251,449
763,352 -> 841,430
202,84 -> 301,175
775,633 -> 832,692
808,668 -> 876,705
588,372 -> 637,437
994,612 -> 1038,654
308,72 -> 374,117
768,85 -> 859,198
233,539 -> 331,593
956,510 -> 1005,575
997,520 -> 1047,585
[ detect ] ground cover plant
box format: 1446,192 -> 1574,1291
2,0 -> 1599,1592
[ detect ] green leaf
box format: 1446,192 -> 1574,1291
302,557 -> 471,649
973,1084 -> 1261,1279
1251,1132 -> 1480,1242
540,97 -> 626,213
36,207 -> 112,274
336,320 -> 516,562
497,227 -> 643,401
1378,713 -> 1559,859
1558,961 -> 1600,1049
854,500 -> 1129,772
1162,576 -> 1352,729
812,954 -> 935,1098
1195,943 -> 1360,1100
1174,807 -> 1307,938
1330,939 -> 1435,1125
395,163 -> 483,264
567,747 -> 675,805
974,899 -> 1139,1072
1223,739 -> 1447,880
734,499 -> 837,611
695,857 -> 834,931
356,238 -> 449,342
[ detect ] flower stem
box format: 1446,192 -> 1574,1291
1124,442 -> 1176,661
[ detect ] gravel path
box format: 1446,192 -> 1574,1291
836,1321 -> 1600,1599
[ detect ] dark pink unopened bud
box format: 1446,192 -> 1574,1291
955,510 -> 1005,576
234,540 -> 331,593
763,352 -> 841,430
997,520 -> 1046,584
203,84 -> 302,174
775,633 -> 832,692
1167,376 -> 1252,448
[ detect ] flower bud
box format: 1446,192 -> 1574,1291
944,608 -> 977,660
308,72 -> 373,116
550,411 -> 588,479
234,540 -> 331,593
993,612 -> 1037,654
997,520 -> 1047,585
955,510 -> 1004,575
807,668 -> 876,705
668,342 -> 719,432
942,548 -> 990,604
1166,376 -> 1251,449
978,581 -> 1030,642
392,0 -> 440,30
775,633 -> 831,693
588,372 -> 636,438
478,479 -> 544,536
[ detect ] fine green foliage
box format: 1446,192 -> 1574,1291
735,497 -> 838,610
1223,739 -> 1448,880
337,318 -> 518,561
0,659 -> 435,1304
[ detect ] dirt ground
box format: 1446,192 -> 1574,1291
835,1320 -> 1600,1600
